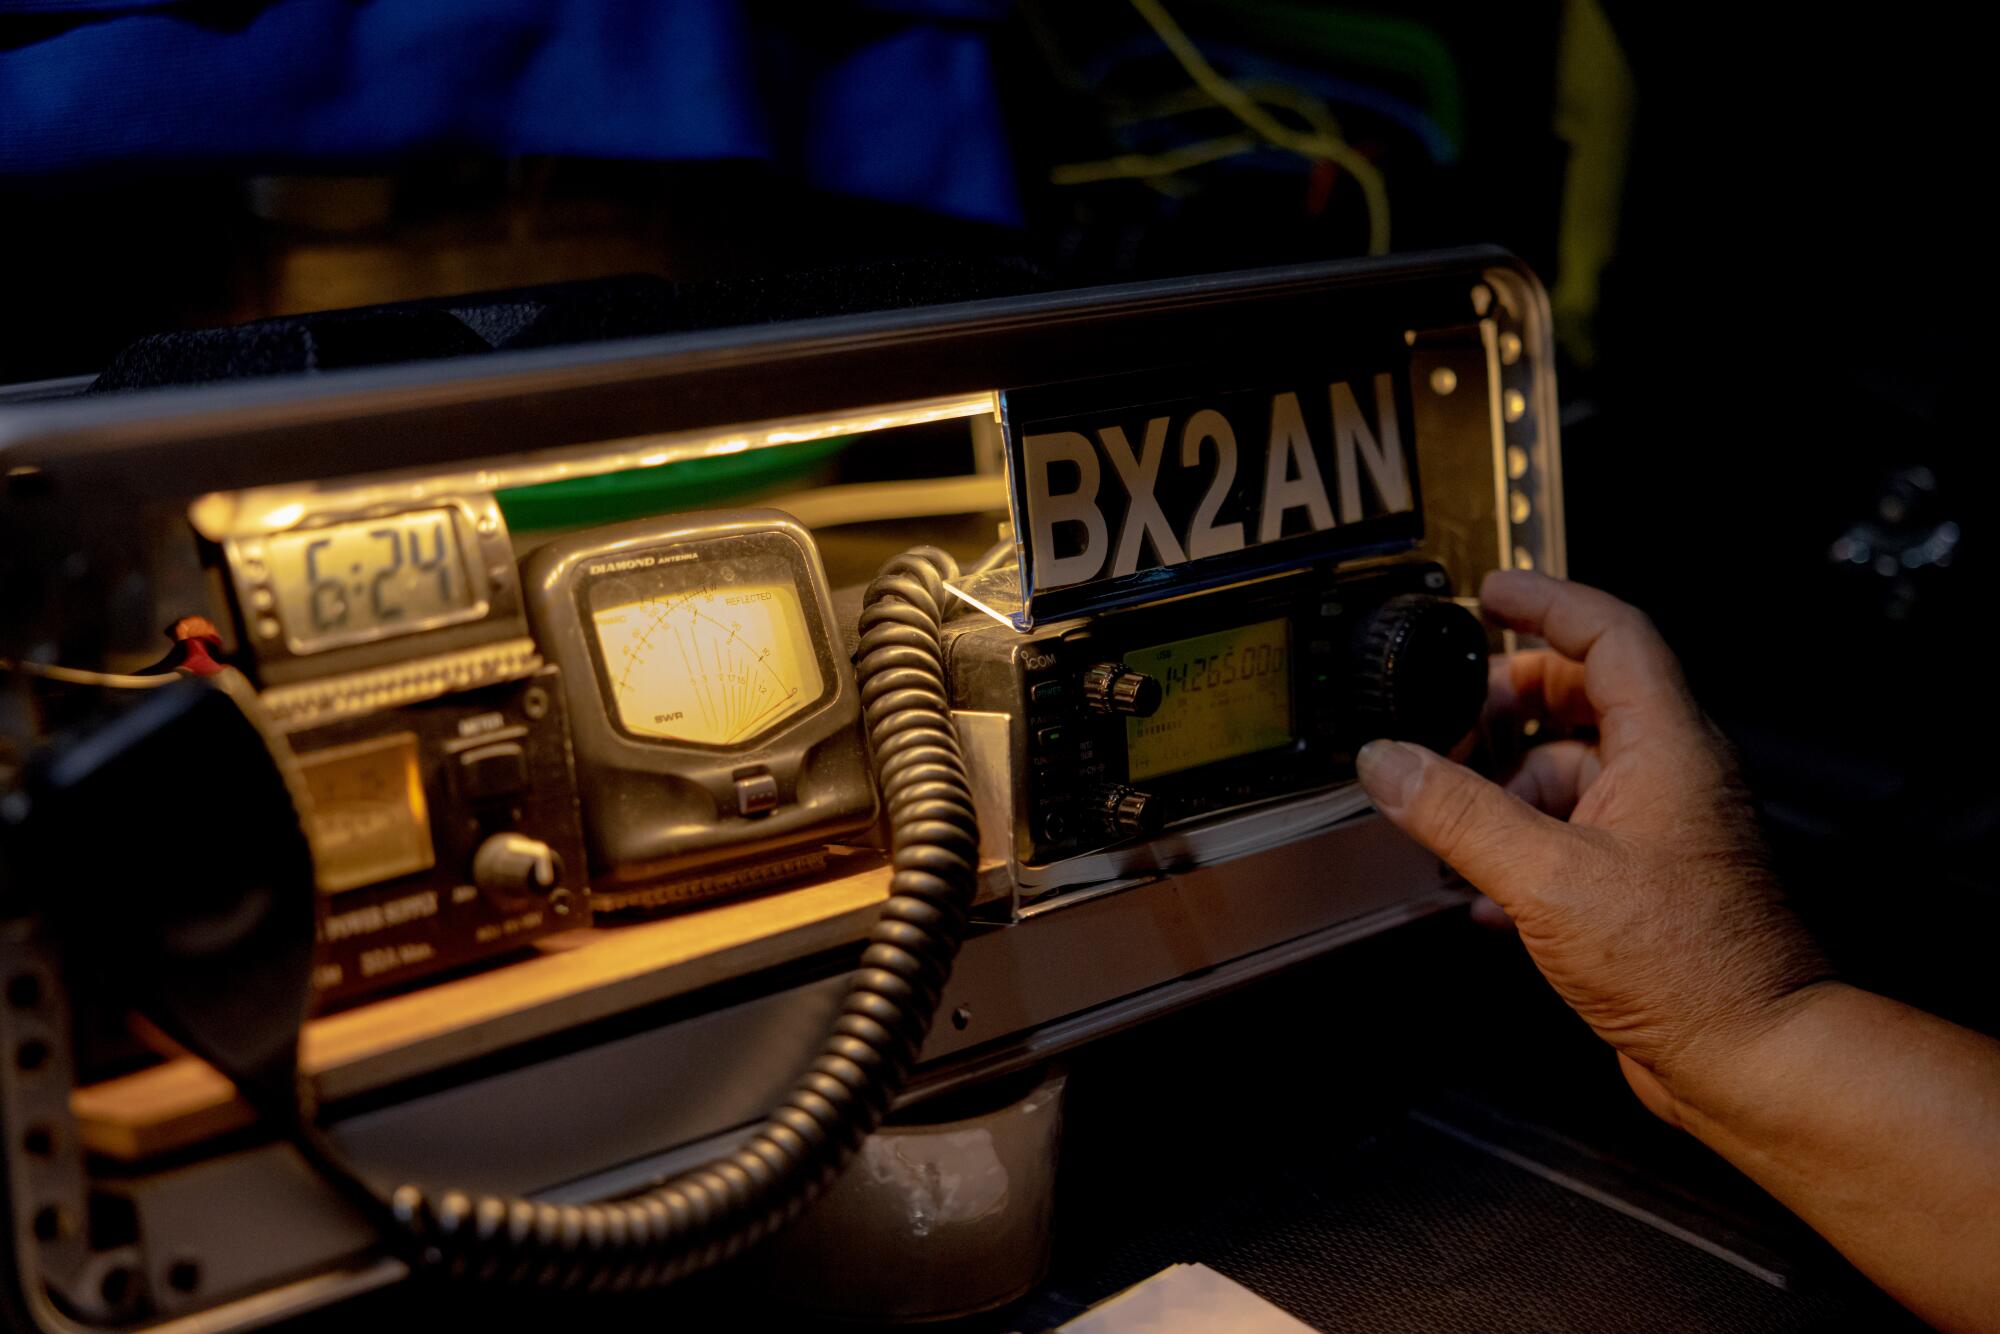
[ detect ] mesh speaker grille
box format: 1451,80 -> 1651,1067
1023,1119 -> 1912,1333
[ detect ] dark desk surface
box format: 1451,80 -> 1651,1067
277,915 -> 1923,1332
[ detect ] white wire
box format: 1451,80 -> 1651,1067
1,659 -> 181,689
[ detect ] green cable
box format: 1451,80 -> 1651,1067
496,436 -> 854,534
1193,2 -> 1465,152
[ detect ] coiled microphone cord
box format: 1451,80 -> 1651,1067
283,547 -> 978,1289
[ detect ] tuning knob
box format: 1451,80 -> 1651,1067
1090,784 -> 1164,837
1350,594 -> 1489,752
472,832 -> 563,902
1082,663 -> 1163,717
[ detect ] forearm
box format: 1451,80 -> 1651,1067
1671,982 -> 2000,1332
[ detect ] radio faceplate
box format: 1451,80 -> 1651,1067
942,560 -> 1482,870
292,664 -> 590,1005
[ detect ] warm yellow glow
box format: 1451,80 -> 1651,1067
189,392 -> 1000,542
765,474 -> 1006,529
593,581 -> 825,746
297,732 -> 435,894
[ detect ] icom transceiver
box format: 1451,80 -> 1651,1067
944,559 -> 1485,873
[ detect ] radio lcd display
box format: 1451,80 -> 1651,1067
1122,617 -> 1294,782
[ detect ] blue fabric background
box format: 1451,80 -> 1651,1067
0,0 -> 1022,224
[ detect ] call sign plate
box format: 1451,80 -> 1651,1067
1002,359 -> 1423,625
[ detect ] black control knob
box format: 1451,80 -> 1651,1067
472,832 -> 563,901
1350,594 -> 1489,752
1082,662 -> 1163,717
1090,784 -> 1164,837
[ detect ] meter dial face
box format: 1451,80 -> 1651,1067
585,543 -> 827,747
295,731 -> 435,894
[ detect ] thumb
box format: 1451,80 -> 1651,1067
1356,739 -> 1570,915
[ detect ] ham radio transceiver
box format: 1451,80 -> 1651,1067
944,559 -> 1485,876
1,248 -> 1564,1330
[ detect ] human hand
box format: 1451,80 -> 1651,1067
1356,570 -> 1834,1124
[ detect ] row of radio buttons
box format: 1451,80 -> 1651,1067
1023,591 -> 1491,849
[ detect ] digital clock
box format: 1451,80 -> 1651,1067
214,493 -> 536,707
263,507 -> 479,653
522,510 -> 878,912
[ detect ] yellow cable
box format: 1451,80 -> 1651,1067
1115,78 -> 1347,146
1127,0 -> 1390,254
1056,77 -> 1350,189
1052,132 -> 1260,186
1237,79 -> 1348,145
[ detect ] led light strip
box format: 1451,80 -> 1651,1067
189,392 -> 1001,542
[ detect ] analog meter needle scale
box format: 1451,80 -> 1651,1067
592,579 -> 825,747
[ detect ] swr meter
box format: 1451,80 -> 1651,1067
522,510 -> 877,911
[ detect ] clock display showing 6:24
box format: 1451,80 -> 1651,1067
265,508 -> 477,650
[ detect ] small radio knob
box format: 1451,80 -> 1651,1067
1090,784 -> 1164,837
1350,594 -> 1489,752
473,832 -> 563,901
1082,663 -> 1163,717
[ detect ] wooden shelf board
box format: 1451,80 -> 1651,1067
74,853 -> 1010,1162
